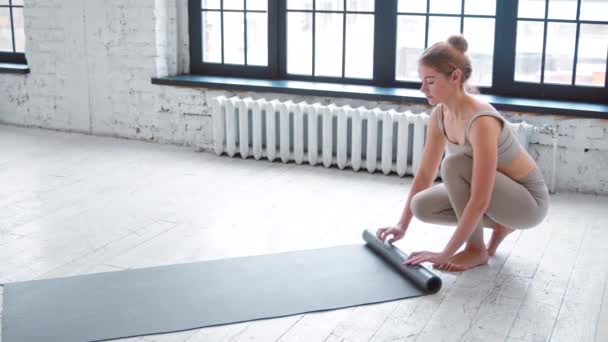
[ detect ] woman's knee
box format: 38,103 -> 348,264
440,153 -> 473,182
512,206 -> 549,229
410,192 -> 433,222
410,189 -> 453,224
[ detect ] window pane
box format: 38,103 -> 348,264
224,12 -> 245,64
548,0 -> 577,20
287,12 -> 312,75
201,0 -> 221,10
345,14 -> 373,78
398,0 -> 427,13
463,18 -> 494,86
246,0 -> 267,11
0,8 -> 13,52
347,0 -> 374,12
580,0 -> 608,21
287,0 -> 313,10
315,13 -> 343,77
396,15 -> 426,81
13,7 -> 24,52
247,12 -> 267,66
202,11 -> 222,63
317,0 -> 344,11
518,0 -> 546,19
576,24 -> 607,86
0,1 -> 9,5
12,0 -> 24,5
224,0 -> 244,10
545,22 -> 576,84
428,16 -> 460,47
515,21 -> 544,82
429,0 -> 462,14
464,0 -> 495,16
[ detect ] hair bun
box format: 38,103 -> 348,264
447,35 -> 468,54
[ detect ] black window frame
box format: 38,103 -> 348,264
0,0 -> 26,65
188,0 -> 608,104
189,0 -> 279,78
493,0 -> 607,104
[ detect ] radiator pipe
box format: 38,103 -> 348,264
550,125 -> 558,194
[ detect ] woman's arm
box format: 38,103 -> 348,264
378,107 -> 446,243
397,109 -> 447,228
441,116 -> 501,256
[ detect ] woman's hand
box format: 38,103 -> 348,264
376,225 -> 406,244
404,251 -> 450,266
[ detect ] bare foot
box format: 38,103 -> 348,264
433,248 -> 489,272
487,224 -> 515,256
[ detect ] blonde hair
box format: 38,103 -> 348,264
419,35 -> 478,93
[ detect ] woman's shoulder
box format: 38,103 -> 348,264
431,104 -> 443,114
470,98 -> 498,115
468,102 -> 505,126
429,104 -> 444,125
427,105 -> 447,136
466,101 -> 505,138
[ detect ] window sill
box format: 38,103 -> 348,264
151,75 -> 608,119
0,63 -> 29,74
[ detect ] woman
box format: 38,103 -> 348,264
376,35 -> 549,272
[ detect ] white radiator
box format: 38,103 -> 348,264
210,96 -> 537,177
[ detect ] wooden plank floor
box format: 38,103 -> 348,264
1,124 -> 607,342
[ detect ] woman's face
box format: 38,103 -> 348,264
418,64 -> 458,105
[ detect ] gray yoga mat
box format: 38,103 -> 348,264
1,230 -> 441,342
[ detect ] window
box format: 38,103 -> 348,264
396,0 -> 497,86
189,0 -> 608,104
199,0 -> 269,65
0,0 -> 25,64
502,0 -> 607,102
286,0 -> 375,79
189,0 -> 277,77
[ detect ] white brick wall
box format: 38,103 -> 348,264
0,0 -> 607,194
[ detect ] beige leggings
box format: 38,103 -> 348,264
411,153 -> 549,244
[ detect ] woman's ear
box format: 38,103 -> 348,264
451,69 -> 462,83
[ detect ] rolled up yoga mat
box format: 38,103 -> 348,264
1,229 -> 441,342
361,229 -> 442,293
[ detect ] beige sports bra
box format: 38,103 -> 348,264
436,104 -> 521,167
